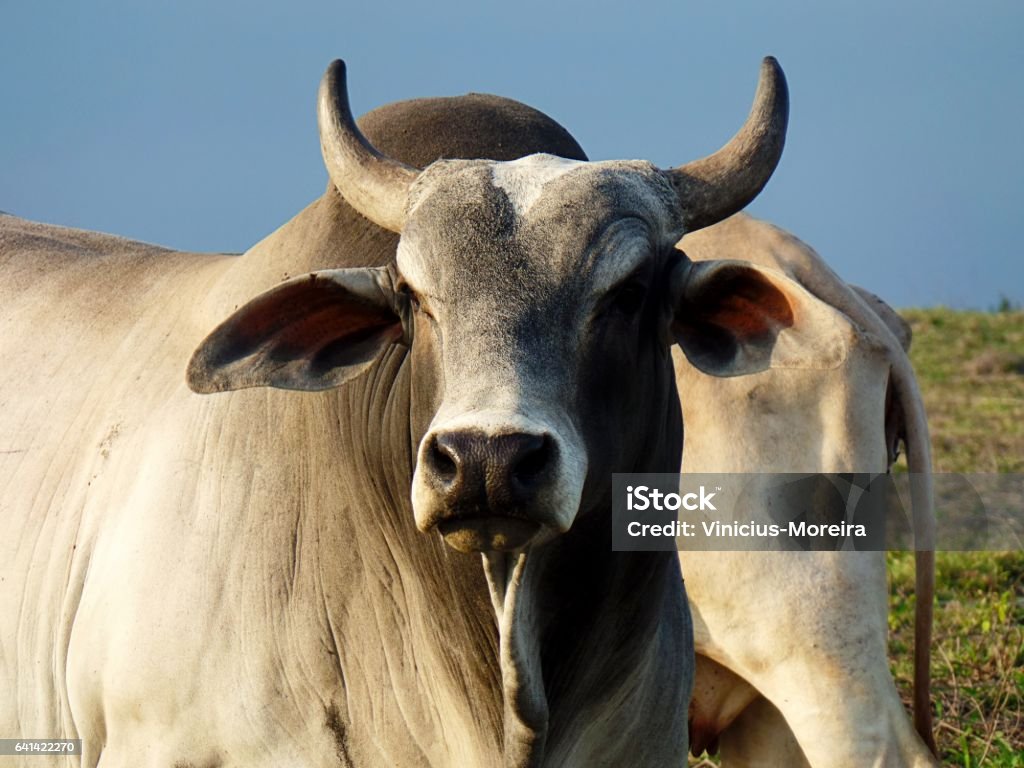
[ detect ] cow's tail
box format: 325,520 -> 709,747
892,353 -> 938,757
830,281 -> 938,757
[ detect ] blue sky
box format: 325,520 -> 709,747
2,0 -> 1021,308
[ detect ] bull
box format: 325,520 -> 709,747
1,57 -> 830,766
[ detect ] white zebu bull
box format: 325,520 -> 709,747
0,57 -> 831,767
675,213 -> 938,766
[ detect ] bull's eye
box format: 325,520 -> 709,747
609,282 -> 646,316
398,283 -> 424,314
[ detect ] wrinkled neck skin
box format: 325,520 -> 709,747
315,356 -> 690,768
343,341 -> 688,767
479,363 -> 690,767
482,522 -> 691,768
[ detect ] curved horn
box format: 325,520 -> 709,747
667,57 -> 789,233
318,60 -> 419,233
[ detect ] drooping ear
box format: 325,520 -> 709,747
187,267 -> 402,393
671,259 -> 847,376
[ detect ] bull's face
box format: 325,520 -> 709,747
398,156 -> 686,551
188,59 -> 843,554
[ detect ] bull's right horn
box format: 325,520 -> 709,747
318,60 -> 419,233
666,57 -> 789,233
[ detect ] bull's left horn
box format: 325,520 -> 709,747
667,57 -> 789,233
318,60 -> 419,233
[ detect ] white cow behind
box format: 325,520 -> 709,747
676,213 -> 938,767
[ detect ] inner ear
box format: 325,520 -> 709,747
673,263 -> 794,371
188,267 -> 402,394
671,259 -> 846,376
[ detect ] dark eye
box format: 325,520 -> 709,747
400,284 -> 435,321
609,283 -> 646,316
398,283 -> 421,312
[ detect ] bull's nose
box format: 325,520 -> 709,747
412,419 -> 585,552
424,430 -> 555,510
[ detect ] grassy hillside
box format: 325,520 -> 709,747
888,308 -> 1024,767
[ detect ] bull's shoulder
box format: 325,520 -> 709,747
0,214 -> 230,455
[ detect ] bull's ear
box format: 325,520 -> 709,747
188,267 -> 402,393
671,259 -> 847,376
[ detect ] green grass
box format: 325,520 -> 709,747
888,308 -> 1024,767
900,309 -> 1024,474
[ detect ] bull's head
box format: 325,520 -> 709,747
188,60 -> 845,554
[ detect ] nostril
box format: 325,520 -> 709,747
429,435 -> 459,483
425,429 -> 557,510
511,434 -> 553,487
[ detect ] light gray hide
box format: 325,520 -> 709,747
1,57 -> 810,768
0,87 -> 699,766
675,213 -> 937,767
